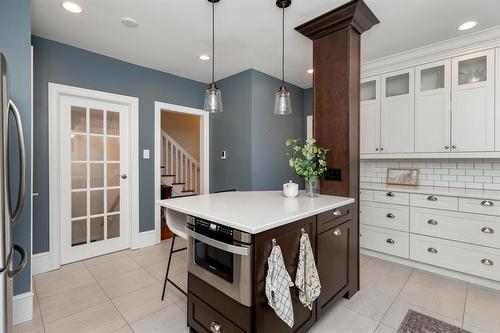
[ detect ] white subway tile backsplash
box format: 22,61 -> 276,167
360,158 -> 500,190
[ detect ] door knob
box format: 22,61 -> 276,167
121,173 -> 128,179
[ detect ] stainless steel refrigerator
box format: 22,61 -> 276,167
1,52 -> 28,333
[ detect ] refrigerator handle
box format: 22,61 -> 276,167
7,244 -> 27,278
7,100 -> 25,224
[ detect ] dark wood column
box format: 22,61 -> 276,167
296,0 -> 378,299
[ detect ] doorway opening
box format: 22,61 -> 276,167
154,102 -> 209,240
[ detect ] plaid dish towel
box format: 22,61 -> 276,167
265,245 -> 295,328
295,233 -> 321,311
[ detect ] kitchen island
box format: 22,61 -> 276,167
158,191 -> 357,333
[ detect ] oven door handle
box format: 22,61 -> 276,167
186,228 -> 250,256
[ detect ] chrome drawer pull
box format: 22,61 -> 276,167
481,258 -> 494,266
210,321 -> 221,333
332,209 -> 341,216
481,200 -> 494,207
481,227 -> 494,234
386,213 -> 395,219
427,196 -> 438,201
427,219 -> 438,226
427,247 -> 438,254
386,238 -> 395,244
386,192 -> 395,197
333,228 -> 342,236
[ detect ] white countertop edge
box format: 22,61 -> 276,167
360,182 -> 500,201
157,196 -> 355,234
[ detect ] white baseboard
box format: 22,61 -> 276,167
133,229 -> 160,249
13,291 -> 33,325
361,248 -> 500,291
32,252 -> 50,275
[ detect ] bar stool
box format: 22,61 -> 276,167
161,219 -> 188,301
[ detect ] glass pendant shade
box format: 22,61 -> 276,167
274,85 -> 292,115
204,83 -> 223,113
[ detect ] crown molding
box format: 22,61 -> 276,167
362,26 -> 500,77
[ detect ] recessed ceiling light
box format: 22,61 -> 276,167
199,55 -> 210,61
61,1 -> 82,14
458,21 -> 477,31
307,69 -> 314,74
121,17 -> 138,28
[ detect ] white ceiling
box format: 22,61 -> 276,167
32,0 -> 500,88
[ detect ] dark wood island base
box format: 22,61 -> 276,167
187,204 -> 355,333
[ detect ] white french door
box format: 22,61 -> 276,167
59,95 -> 130,264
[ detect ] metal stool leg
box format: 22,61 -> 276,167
161,234 -> 188,301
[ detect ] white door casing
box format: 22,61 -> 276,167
360,76 -> 381,154
415,59 -> 451,153
452,49 -> 495,152
380,68 -> 415,153
49,84 -> 139,269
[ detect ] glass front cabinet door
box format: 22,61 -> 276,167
380,68 -> 415,153
415,60 -> 451,152
452,50 -> 495,152
360,76 -> 381,154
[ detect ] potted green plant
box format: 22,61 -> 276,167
286,138 -> 328,197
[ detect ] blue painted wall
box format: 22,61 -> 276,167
0,0 -> 32,295
32,36 -> 206,253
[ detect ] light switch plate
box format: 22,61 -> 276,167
221,150 -> 227,160
143,149 -> 150,159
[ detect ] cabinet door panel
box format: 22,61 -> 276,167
360,76 -> 380,154
381,68 -> 415,153
452,50 -> 495,152
496,48 -> 500,151
415,60 -> 451,152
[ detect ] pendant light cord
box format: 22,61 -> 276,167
281,6 -> 285,87
212,0 -> 215,84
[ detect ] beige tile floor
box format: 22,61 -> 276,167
14,239 -> 500,333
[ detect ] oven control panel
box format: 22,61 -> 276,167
194,218 -> 234,238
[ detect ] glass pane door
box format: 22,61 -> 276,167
70,106 -> 122,247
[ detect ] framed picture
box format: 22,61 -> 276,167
386,168 -> 419,186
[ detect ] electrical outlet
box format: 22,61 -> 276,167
143,149 -> 150,159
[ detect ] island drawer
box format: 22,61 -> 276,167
188,293 -> 247,333
410,234 -> 500,281
317,204 -> 353,233
410,207 -> 500,249
360,225 -> 409,258
360,202 -> 409,232
373,190 -> 409,205
459,198 -> 500,216
410,193 -> 458,211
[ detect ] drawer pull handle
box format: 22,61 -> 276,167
481,227 -> 494,234
386,213 -> 395,219
386,238 -> 395,244
386,192 -> 395,197
427,219 -> 438,226
427,247 -> 438,254
332,209 -> 341,216
427,196 -> 438,201
481,258 -> 494,266
210,321 -> 221,333
333,228 -> 342,236
481,200 -> 494,207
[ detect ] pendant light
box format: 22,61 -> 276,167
273,0 -> 292,115
204,0 -> 223,113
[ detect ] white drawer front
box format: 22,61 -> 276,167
360,189 -> 374,202
360,202 -> 409,232
373,190 -> 409,205
410,234 -> 500,281
410,193 -> 458,211
360,225 -> 409,258
410,207 -> 500,249
459,198 -> 500,217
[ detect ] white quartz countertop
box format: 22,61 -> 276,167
361,182 -> 500,201
157,191 -> 354,234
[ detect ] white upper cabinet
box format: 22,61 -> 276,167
496,48 -> 500,151
452,50 -> 495,152
415,60 -> 451,152
380,68 -> 415,153
360,76 -> 381,154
